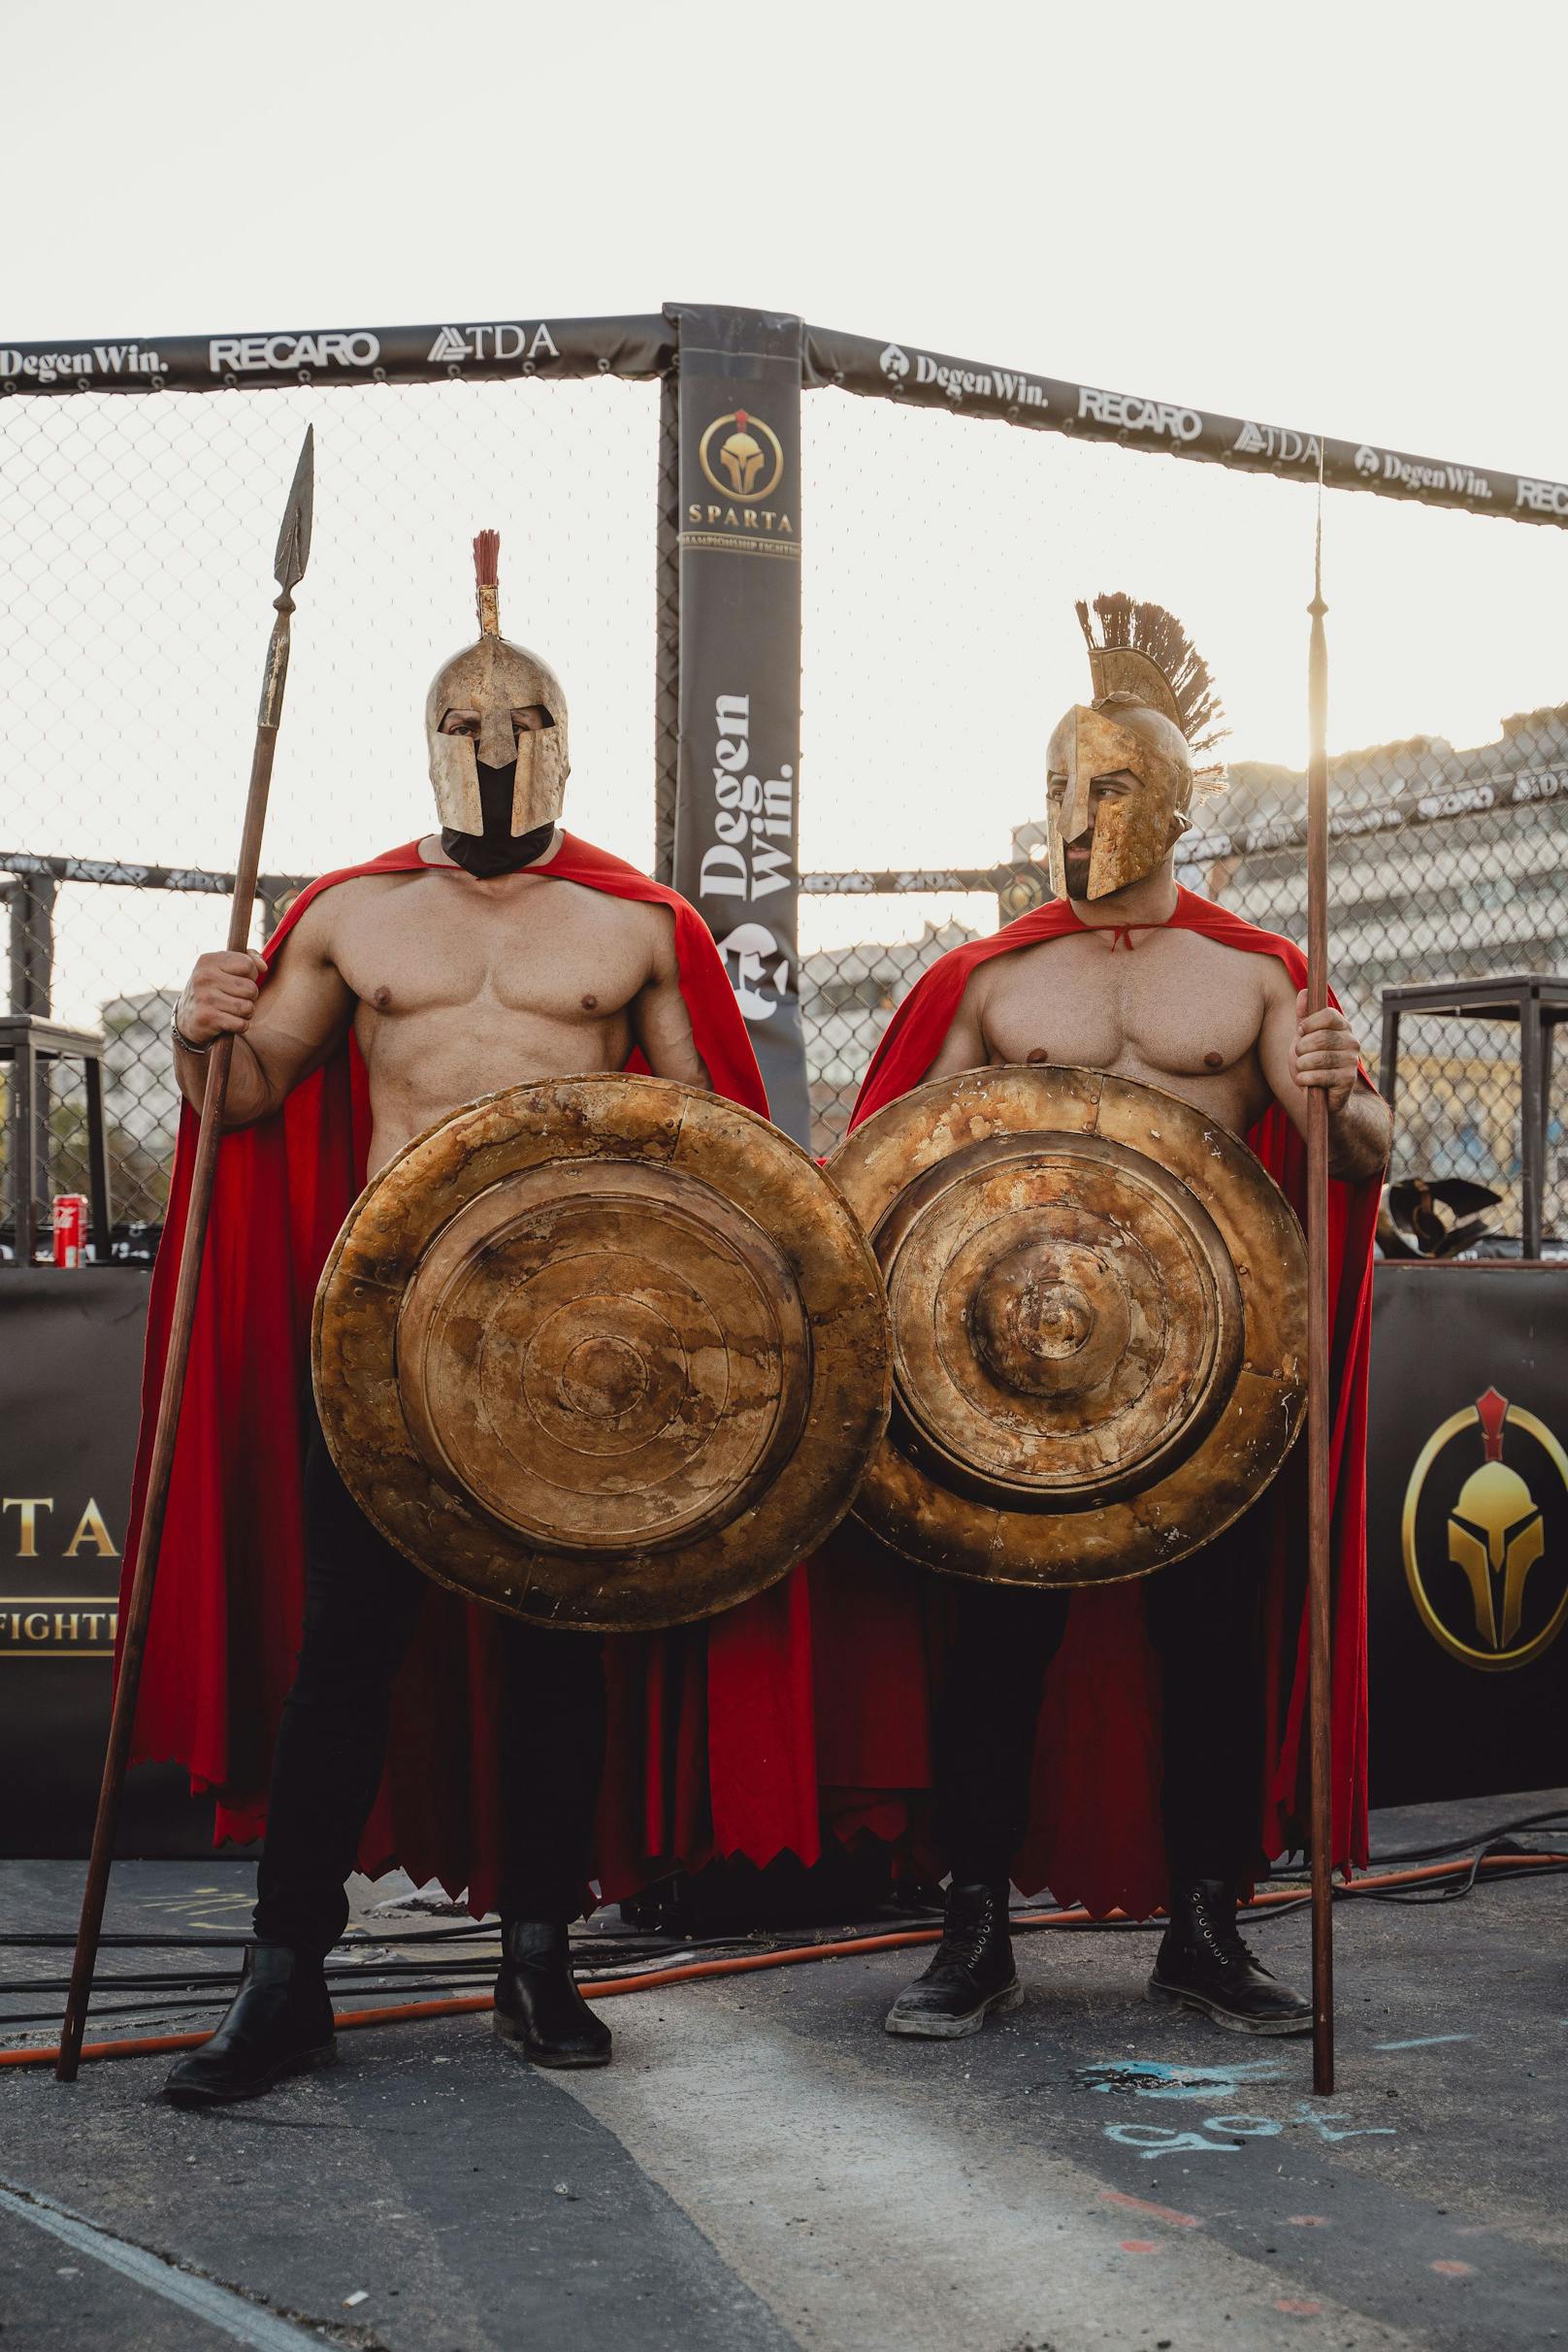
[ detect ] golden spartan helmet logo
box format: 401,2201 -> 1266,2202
698,408 -> 785,503
720,410 -> 766,495
1402,1385 -> 1568,1671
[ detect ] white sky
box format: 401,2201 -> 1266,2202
7,0 -> 1568,1001
14,0 -> 1565,472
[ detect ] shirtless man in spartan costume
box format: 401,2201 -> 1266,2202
840,597 -> 1389,2041
143,536 -> 775,2105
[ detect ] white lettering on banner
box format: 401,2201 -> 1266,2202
0,344 -> 165,387
208,331 -> 381,374
1328,805 -> 1404,840
701,692 -> 796,1015
1517,476 -> 1568,515
1354,443 -> 1494,499
1514,768 -> 1568,802
1416,782 -> 1494,820
1232,421 -> 1321,466
426,322 -> 561,365
1078,385 -> 1203,441
1244,817 -> 1299,854
910,352 -> 1048,408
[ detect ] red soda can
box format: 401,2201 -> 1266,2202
52,1193 -> 88,1268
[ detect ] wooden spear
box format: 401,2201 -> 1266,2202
1305,485 -> 1336,2096
56,428 -> 315,2083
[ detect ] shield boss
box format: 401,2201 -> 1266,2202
829,1065 -> 1307,1586
313,1077 -> 889,1630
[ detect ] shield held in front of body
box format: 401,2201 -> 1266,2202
829,1066 -> 1307,1587
312,1077 -> 890,1631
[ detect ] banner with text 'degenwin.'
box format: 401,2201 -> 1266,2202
670,306 -> 809,1142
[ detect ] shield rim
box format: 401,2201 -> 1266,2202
828,1063 -> 1308,1587
312,1075 -> 891,1630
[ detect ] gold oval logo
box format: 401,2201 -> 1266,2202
698,408 -> 785,503
1401,1386 -> 1568,1672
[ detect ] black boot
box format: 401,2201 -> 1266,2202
884,1881 -> 1021,2040
1148,1879 -> 1312,2036
493,1920 -> 611,2069
163,1945 -> 337,2107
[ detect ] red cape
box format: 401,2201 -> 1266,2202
120,833 -> 822,1911
810,887 -> 1381,1915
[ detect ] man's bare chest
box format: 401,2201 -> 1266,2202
982,933 -> 1269,1087
331,881 -> 649,1026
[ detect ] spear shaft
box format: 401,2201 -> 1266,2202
55,429 -> 315,2083
1305,491 -> 1336,2097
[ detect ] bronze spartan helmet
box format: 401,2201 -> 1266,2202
426,530 -> 571,837
1046,595 -> 1227,901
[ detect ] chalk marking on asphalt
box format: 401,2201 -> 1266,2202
1100,2188 -> 1202,2230
1373,2034 -> 1474,2050
0,2178 -> 326,2351
1075,2058 -> 1286,2102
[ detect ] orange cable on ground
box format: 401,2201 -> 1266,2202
5,1852 -> 1562,2074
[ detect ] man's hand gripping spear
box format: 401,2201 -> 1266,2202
55,429 -> 316,2083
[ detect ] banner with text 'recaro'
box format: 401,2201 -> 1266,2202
669,306 -> 809,1142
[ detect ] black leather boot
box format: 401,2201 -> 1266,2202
1148,1878 -> 1312,2035
493,1920 -> 611,2069
884,1881 -> 1021,2040
163,1945 -> 337,2107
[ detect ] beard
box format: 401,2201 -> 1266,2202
441,761 -> 557,878
1062,833 -> 1094,889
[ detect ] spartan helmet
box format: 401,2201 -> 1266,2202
425,530 -> 571,837
1047,596 -> 1226,900
719,412 -> 767,496
1448,1389 -> 1544,1650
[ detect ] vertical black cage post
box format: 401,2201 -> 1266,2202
665,303 -> 811,1142
653,369 -> 681,889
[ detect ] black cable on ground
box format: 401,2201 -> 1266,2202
4,1813 -> 1564,2035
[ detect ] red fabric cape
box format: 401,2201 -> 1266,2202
120,833 -> 822,1911
810,887 -> 1381,1916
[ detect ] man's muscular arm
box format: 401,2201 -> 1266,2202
173,896 -> 355,1128
1258,966 -> 1392,1181
629,908 -> 711,1090
924,969 -> 992,1081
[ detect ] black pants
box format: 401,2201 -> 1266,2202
934,1515 -> 1266,1889
254,1412 -> 608,1953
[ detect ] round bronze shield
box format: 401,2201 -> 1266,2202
312,1077 -> 890,1630
828,1065 -> 1307,1587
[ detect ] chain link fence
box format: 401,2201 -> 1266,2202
797,394 -> 1568,1248
5,354 -> 1565,1255
2,374 -> 660,1237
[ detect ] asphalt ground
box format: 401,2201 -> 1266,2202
0,1790 -> 1564,2352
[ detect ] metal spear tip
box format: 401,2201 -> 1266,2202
273,424 -> 315,591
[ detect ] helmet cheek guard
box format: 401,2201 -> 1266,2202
1046,595 -> 1226,902
1045,702 -> 1193,901
424,531 -> 572,837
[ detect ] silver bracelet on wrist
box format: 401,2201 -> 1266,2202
172,1020 -> 214,1055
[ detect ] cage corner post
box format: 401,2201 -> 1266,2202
665,303 -> 811,1145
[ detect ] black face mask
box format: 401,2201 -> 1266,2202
441,760 -> 557,878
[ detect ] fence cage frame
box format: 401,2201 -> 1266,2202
4,302 -> 1566,1255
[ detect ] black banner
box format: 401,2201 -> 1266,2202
1366,1262 -> 1568,1807
804,323 -> 1568,531
0,1270 -> 208,1854
669,306 -> 810,1141
0,314 -> 672,395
